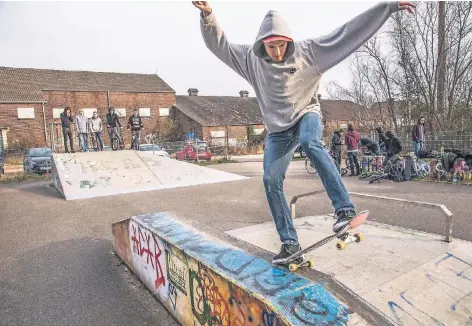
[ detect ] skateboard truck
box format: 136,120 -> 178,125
280,210 -> 369,272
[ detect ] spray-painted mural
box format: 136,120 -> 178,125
112,213 -> 352,326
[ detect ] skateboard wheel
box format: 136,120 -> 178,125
289,263 -> 298,272
336,241 -> 346,250
307,260 -> 315,268
354,233 -> 363,242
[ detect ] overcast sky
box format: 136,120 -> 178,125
0,1 -> 383,97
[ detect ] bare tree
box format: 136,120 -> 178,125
330,2 -> 472,134
390,1 -> 472,131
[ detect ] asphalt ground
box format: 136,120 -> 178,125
0,159 -> 470,325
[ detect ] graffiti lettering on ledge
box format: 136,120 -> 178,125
190,263 -> 230,326
136,213 -> 351,325
166,249 -> 188,295
130,223 -> 166,290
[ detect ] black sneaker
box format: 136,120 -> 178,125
333,210 -> 356,233
272,244 -> 303,264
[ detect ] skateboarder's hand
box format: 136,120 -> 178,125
192,1 -> 212,15
398,1 -> 416,14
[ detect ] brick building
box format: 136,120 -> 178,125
171,89 -> 265,145
0,66 -> 175,152
321,98 -> 387,137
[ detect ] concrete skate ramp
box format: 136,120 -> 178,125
51,151 -> 247,200
112,212 -> 370,326
227,215 -> 472,326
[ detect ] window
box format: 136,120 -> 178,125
115,108 -> 127,117
253,128 -> 265,135
17,108 -> 35,119
82,108 -> 96,118
29,147 -> 52,157
159,108 -> 169,117
139,108 -> 151,117
52,108 -> 64,118
211,130 -> 225,138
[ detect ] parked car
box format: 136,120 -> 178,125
175,144 -> 212,161
23,147 -> 52,174
139,144 -> 170,158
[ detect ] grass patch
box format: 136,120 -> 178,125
4,155 -> 23,165
0,172 -> 51,184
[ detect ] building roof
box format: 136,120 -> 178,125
174,95 -> 263,126
0,66 -> 175,102
320,99 -> 366,121
174,95 -> 372,127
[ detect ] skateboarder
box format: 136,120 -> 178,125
193,1 -> 416,263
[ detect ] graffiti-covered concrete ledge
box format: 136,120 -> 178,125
112,212 -> 372,326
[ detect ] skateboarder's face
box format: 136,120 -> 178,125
264,40 -> 288,62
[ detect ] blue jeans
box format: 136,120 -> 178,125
263,113 -> 355,245
94,132 -> 104,150
413,141 -> 423,156
78,133 -> 88,151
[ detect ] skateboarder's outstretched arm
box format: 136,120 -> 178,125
302,1 -> 416,74
193,1 -> 252,83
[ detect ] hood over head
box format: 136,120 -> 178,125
253,10 -> 295,61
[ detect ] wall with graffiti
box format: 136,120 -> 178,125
112,213 -> 352,326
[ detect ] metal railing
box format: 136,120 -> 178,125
289,190 -> 453,242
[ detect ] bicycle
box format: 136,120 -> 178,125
305,152 -> 348,176
369,156 -> 404,184
109,126 -> 124,151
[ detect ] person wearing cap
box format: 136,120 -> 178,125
193,1 -> 416,264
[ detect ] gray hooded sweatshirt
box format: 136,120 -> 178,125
200,1 -> 400,134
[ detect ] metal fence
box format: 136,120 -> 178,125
324,130 -> 472,154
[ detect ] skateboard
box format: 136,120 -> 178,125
404,155 -> 412,181
278,210 -> 369,272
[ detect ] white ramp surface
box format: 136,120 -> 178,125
51,151 -> 247,200
226,215 -> 472,326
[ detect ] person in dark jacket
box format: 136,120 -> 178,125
378,129 -> 402,166
59,107 -> 74,153
359,137 -> 381,155
127,109 -> 143,150
106,106 -> 123,148
330,129 -> 343,167
345,124 -> 360,176
411,116 -> 426,156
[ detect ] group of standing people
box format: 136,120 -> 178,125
59,106 -> 143,153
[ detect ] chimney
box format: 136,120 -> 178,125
239,90 -> 249,98
188,88 -> 199,96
